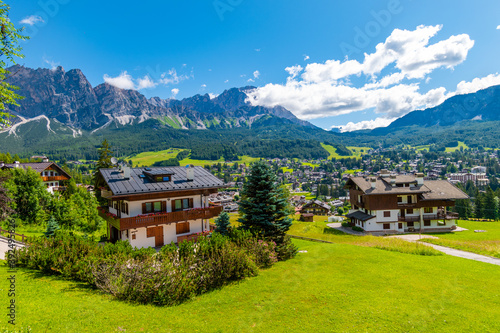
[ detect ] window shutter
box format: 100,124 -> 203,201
172,200 -> 175,212
142,203 -> 147,214
162,201 -> 166,212
189,198 -> 193,209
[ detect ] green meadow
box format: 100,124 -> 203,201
2,238 -> 499,332
320,143 -> 371,160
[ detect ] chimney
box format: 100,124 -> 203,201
369,177 -> 377,189
186,164 -> 194,181
390,174 -> 396,186
0,161 -> 4,168
42,158 -> 49,163
380,169 -> 390,177
123,166 -> 131,179
14,161 -> 20,168
416,173 -> 424,185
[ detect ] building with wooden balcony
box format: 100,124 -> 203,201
99,165 -> 225,248
0,159 -> 71,193
343,173 -> 468,233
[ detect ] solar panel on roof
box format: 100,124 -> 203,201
139,174 -> 145,178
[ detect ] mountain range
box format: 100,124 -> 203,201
2,65 -> 500,158
5,65 -> 313,132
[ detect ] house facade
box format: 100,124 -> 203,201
300,200 -> 331,216
344,173 -> 469,233
1,160 -> 71,193
99,165 -> 225,248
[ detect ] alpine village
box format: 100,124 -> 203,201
0,1 -> 499,332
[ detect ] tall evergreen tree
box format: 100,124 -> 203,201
238,161 -> 292,243
483,187 -> 497,220
474,191 -> 484,219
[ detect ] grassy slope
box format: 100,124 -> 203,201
421,220 -> 500,258
2,239 -> 500,332
320,143 -> 371,160
444,141 -> 469,153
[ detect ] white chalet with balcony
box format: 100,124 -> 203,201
99,165 -> 225,248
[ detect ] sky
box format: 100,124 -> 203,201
11,0 -> 500,131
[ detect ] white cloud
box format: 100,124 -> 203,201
43,57 -> 59,70
160,68 -> 191,85
103,71 -> 135,90
455,73 -> 500,95
137,75 -> 156,89
224,79 -> 229,83
332,117 -> 396,133
253,70 -> 260,79
247,25 -> 477,122
255,48 -> 261,52
304,55 -> 310,61
247,79 -> 255,83
209,93 -> 218,99
171,88 -> 179,98
201,84 -> 207,89
497,25 -> 500,30
20,15 -> 44,26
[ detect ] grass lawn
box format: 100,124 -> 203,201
444,141 -> 469,153
2,239 -> 500,332
288,220 -> 442,256
126,148 -> 185,166
321,143 -> 371,160
421,220 -> 500,258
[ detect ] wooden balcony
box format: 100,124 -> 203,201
398,212 -> 459,222
398,215 -> 421,222
119,206 -> 223,230
42,175 -> 68,182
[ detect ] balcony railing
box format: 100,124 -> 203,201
398,212 -> 459,222
119,206 -> 223,230
42,175 -> 68,182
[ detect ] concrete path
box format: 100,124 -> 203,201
0,236 -> 25,260
389,235 -> 500,266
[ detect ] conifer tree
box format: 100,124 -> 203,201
238,161 -> 292,243
45,216 -> 60,237
93,139 -> 114,201
214,211 -> 231,236
483,187 -> 497,220
474,191 -> 483,219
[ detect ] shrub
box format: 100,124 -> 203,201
341,222 -> 351,228
352,226 -> 364,232
14,230 -> 282,306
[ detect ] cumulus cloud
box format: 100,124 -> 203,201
246,25 -> 478,127
253,70 -> 260,79
332,117 -> 396,133
20,15 -> 44,26
103,71 -> 135,90
201,84 -> 207,89
497,25 -> 500,30
137,75 -> 156,89
171,88 -> 179,98
43,56 -> 59,70
304,55 -> 310,61
455,73 -> 500,95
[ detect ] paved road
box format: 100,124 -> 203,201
0,236 -> 25,260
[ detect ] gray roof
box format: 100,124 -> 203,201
345,211 -> 375,221
100,166 -> 225,196
2,162 -> 71,178
345,176 -> 469,200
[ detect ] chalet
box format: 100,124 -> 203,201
99,165 -> 225,248
0,159 -> 71,193
300,200 -> 331,216
343,173 -> 469,233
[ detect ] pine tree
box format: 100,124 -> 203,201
474,191 -> 483,219
483,187 -> 497,220
214,211 -> 231,236
45,216 -> 60,237
238,161 -> 293,243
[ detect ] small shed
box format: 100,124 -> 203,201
299,213 -> 314,222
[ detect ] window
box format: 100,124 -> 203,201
407,195 -> 412,204
424,207 -> 433,214
407,209 -> 414,214
172,198 -> 193,212
163,176 -> 170,182
176,222 -> 190,234
142,201 -> 165,214
397,196 -> 403,203
383,211 -> 390,217
424,220 -> 431,226
398,223 -> 403,229
407,222 -> 414,227
383,223 -> 390,230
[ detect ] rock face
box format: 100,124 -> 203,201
7,65 -> 314,131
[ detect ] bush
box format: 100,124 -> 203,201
352,226 -> 364,232
14,230 -> 283,306
341,222 -> 351,228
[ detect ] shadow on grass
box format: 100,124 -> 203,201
322,228 -> 347,236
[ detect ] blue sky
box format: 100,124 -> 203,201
11,0 -> 500,131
